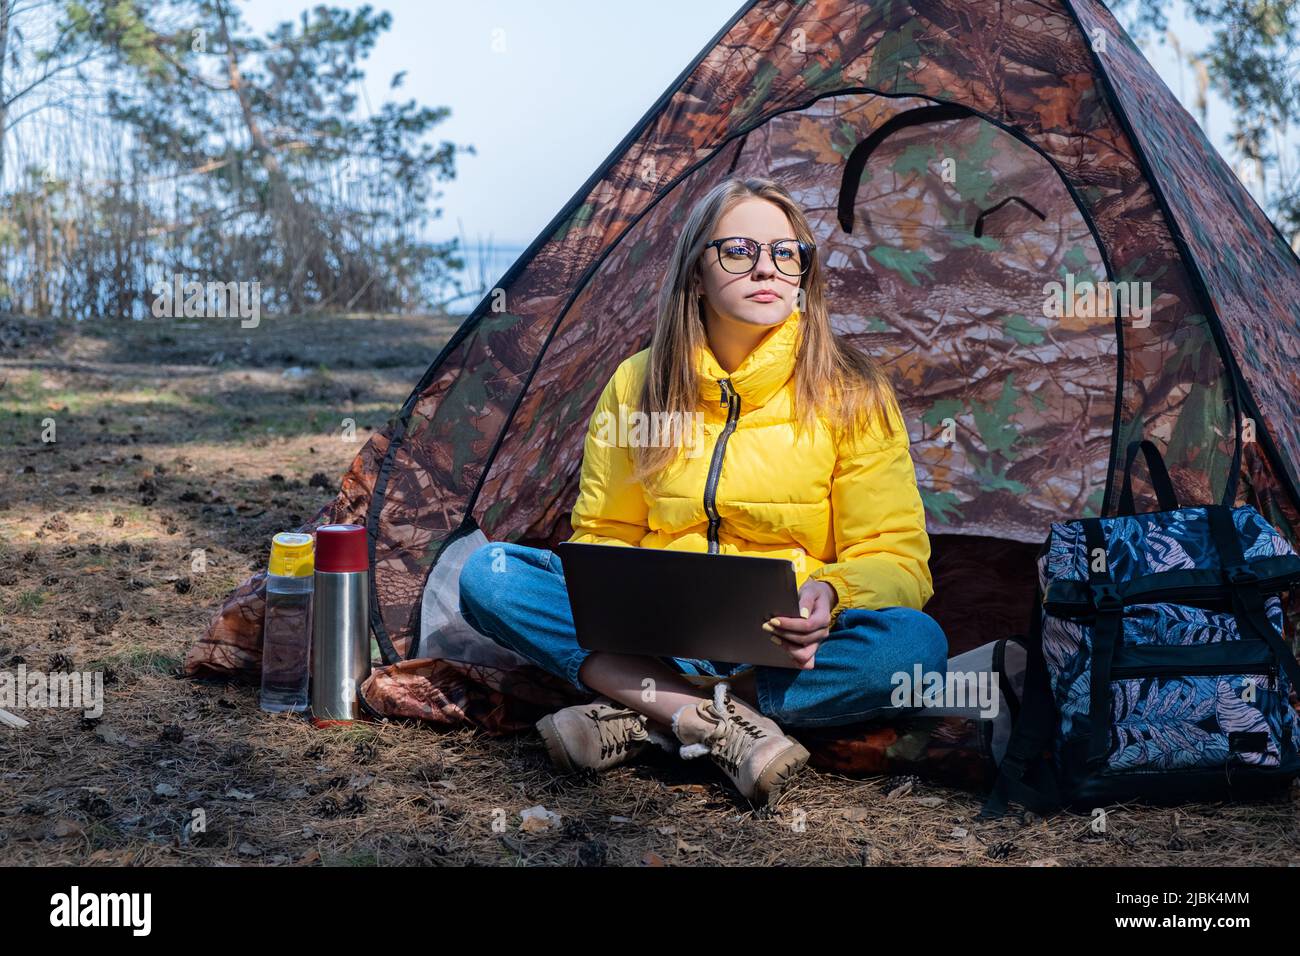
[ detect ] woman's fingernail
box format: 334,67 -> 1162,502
770,636 -> 782,646
761,622 -> 774,633
767,617 -> 781,627
799,606 -> 810,619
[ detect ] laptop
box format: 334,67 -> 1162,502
555,542 -> 804,668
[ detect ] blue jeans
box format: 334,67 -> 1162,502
457,542 -> 948,728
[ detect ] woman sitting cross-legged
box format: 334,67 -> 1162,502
459,176 -> 947,806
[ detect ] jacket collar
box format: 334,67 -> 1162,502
696,307 -> 801,410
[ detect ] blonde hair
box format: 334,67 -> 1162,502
634,176 -> 899,482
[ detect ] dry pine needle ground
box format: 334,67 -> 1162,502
1,313 -> 1298,866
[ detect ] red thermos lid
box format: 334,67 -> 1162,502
314,524 -> 368,573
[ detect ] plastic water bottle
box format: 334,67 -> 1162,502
260,532 -> 315,713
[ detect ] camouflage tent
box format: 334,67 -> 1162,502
186,0 -> 1300,784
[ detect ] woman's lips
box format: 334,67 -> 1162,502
747,292 -> 779,302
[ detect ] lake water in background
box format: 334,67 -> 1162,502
438,243 -> 529,315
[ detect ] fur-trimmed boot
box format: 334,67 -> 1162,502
537,697 -> 677,772
670,682 -> 809,805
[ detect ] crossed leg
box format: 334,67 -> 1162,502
457,542 -> 735,729
575,652 -> 762,731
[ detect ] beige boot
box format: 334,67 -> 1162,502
537,697 -> 676,772
671,682 -> 809,806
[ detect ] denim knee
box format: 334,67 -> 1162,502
888,607 -> 949,672
834,607 -> 948,699
755,606 -> 949,727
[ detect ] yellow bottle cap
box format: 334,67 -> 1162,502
268,532 -> 315,577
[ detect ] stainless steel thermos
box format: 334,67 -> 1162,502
310,524 -> 370,724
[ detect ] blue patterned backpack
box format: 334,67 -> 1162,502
982,440 -> 1300,816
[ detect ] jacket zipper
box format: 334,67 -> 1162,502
703,379 -> 740,554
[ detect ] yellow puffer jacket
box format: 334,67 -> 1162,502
568,307 -> 933,622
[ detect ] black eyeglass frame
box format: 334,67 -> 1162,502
702,236 -> 817,276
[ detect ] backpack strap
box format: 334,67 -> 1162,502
1206,504 -> 1300,694
1081,517 -> 1123,767
993,637 -> 1023,725
980,594 -> 1061,818
1117,439 -> 1180,516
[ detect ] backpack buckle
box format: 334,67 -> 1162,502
1089,581 -> 1121,612
1225,564 -> 1259,585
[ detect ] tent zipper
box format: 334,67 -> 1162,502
704,379 -> 740,554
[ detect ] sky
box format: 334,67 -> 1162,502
238,1 -> 1250,301
246,0 -> 744,258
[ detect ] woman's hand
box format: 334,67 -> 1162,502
763,579 -> 838,669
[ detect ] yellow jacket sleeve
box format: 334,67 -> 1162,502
807,398 -> 933,622
568,363 -> 649,547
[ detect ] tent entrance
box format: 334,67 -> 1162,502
461,90 -> 1115,654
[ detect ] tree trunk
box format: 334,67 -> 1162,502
0,0 -> 11,191
215,0 -> 362,310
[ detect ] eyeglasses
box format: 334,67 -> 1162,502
703,236 -> 815,277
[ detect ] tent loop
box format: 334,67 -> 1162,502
837,103 -> 972,235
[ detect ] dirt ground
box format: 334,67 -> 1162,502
1,311 -> 1298,867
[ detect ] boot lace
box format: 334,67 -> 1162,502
588,706 -> 647,760
703,683 -> 767,775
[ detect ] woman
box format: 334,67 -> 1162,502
459,176 -> 947,806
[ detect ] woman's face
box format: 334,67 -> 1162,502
696,198 -> 801,330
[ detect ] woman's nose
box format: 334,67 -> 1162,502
753,247 -> 778,277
